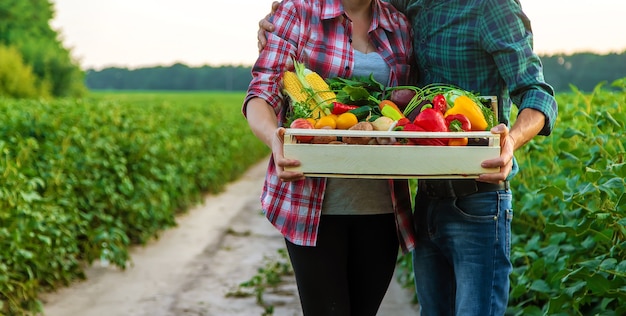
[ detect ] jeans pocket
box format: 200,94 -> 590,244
452,191 -> 499,222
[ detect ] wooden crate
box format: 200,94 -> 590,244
283,129 -> 500,179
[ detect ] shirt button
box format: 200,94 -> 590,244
349,38 -> 353,43
345,66 -> 350,71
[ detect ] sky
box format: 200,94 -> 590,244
49,0 -> 626,70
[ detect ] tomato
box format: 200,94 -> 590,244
290,118 -> 314,143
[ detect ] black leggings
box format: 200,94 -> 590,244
285,214 -> 399,316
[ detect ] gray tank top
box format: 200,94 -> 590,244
322,51 -> 393,215
352,50 -> 391,85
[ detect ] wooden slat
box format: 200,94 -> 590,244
283,129 -> 500,179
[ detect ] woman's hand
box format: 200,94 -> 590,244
272,127 -> 305,182
257,1 -> 280,52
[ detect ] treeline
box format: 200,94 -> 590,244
85,51 -> 626,93
85,63 -> 252,91
0,0 -> 85,98
542,51 -> 626,92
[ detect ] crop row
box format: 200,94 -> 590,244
0,92 -> 269,315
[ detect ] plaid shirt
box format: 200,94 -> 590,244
243,0 -> 415,253
394,0 -> 558,178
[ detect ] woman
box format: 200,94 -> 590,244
242,0 -> 414,314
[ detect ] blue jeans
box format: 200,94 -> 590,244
412,189 -> 513,316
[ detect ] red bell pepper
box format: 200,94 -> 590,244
413,108 -> 448,132
404,112 -> 448,146
445,114 -> 471,132
445,114 -> 471,146
404,123 -> 447,146
402,123 -> 423,145
402,122 -> 422,132
396,117 -> 411,127
331,102 -> 359,115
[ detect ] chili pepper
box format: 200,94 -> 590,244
331,101 -> 359,115
379,100 -> 405,120
432,94 -> 448,114
379,99 -> 403,113
444,95 -> 488,131
381,105 -> 404,121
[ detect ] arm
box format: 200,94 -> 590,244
481,0 -> 557,134
478,109 -> 545,183
246,1 -> 305,182
477,0 -> 557,183
258,1 -> 281,52
246,98 -> 305,182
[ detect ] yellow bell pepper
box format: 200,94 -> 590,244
444,95 -> 488,131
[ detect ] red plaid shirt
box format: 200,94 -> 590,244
243,0 -> 415,253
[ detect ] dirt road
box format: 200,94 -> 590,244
40,159 -> 419,316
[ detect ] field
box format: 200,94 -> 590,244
0,84 -> 625,315
0,91 -> 269,315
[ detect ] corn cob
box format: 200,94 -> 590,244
283,71 -> 309,103
283,70 -> 317,119
294,61 -> 335,117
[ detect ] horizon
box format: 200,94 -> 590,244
81,49 -> 626,71
50,0 -> 626,71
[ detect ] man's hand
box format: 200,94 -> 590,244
478,107 -> 546,184
257,1 -> 280,52
478,124 -> 515,184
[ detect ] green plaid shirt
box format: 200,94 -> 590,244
391,0 -> 558,136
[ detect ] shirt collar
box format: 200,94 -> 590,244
320,0 -> 397,33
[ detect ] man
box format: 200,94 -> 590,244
258,0 -> 558,314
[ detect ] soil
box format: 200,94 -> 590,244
39,159 -> 420,316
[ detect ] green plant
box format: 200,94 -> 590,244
507,79 -> 625,315
394,79 -> 626,315
226,248 -> 294,316
0,45 -> 44,99
0,92 -> 269,315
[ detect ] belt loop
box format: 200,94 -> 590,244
444,180 -> 456,198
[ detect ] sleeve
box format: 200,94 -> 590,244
479,0 -> 558,135
243,1 -> 301,118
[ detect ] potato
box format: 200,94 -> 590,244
311,135 -> 338,144
375,137 -> 396,145
343,121 -> 373,145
